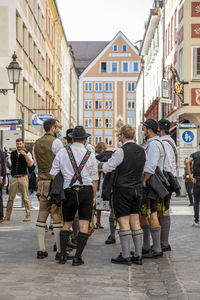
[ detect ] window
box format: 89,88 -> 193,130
105,118 -> 113,128
105,100 -> 113,110
122,45 -> 127,52
113,45 -> 118,52
85,82 -> 92,91
105,137 -> 113,146
179,48 -> 184,80
128,82 -> 135,91
95,100 -> 103,109
95,137 -> 102,145
133,62 -> 139,73
123,62 -> 128,72
95,82 -> 102,91
127,118 -> 135,126
95,119 -> 102,128
85,118 -> 92,128
105,82 -> 113,91
193,47 -> 200,79
84,101 -> 92,110
101,62 -> 107,73
88,136 -> 92,144
112,62 -> 118,73
128,100 -> 135,109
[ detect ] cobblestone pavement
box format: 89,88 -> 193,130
0,194 -> 200,300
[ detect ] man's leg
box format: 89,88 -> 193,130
140,215 -> 151,253
193,182 -> 200,225
19,176 -> 31,220
159,194 -> 171,251
130,214 -> 143,264
0,185 -> 3,221
5,177 -> 18,219
73,219 -> 89,263
59,221 -> 73,264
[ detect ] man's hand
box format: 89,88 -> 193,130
19,150 -> 27,156
93,196 -> 96,206
142,180 -> 146,188
190,175 -> 196,184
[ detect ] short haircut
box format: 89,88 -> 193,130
95,142 -> 107,154
43,119 -> 57,132
16,138 -> 24,143
120,125 -> 135,139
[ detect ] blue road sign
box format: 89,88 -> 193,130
182,130 -> 194,143
10,125 -> 16,130
32,114 -> 54,126
0,119 -> 21,125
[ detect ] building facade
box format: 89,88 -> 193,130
72,32 -> 140,149
0,0 -> 77,148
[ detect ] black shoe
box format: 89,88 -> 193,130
59,254 -> 67,264
131,256 -> 143,265
53,243 -> 57,252
142,248 -> 151,255
143,250 -> 163,258
72,256 -> 84,266
161,244 -> 171,252
111,254 -> 132,266
55,252 -> 61,260
68,239 -> 77,249
37,251 -> 48,259
66,252 -> 74,260
105,235 -> 116,244
189,203 -> 193,206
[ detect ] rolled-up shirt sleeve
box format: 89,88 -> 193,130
102,148 -> 124,173
144,143 -> 160,174
50,152 -> 61,176
90,154 -> 99,181
52,139 -> 64,155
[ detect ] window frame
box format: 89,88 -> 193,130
127,82 -> 135,92
105,82 -> 113,92
122,45 -> 127,52
95,118 -> 102,128
127,100 -> 135,110
100,62 -> 107,73
85,118 -> 93,128
84,100 -> 93,110
95,82 -> 103,92
84,82 -> 92,91
113,44 -> 118,52
105,118 -> 113,128
95,100 -> 103,110
105,136 -> 113,146
122,61 -> 129,73
105,100 -> 113,110
133,62 -> 139,73
192,46 -> 200,80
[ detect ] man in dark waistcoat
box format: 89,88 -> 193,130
4,138 -> 33,221
0,149 -> 6,223
34,118 -> 63,259
102,125 -> 146,265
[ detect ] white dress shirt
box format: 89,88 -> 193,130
102,140 -> 135,174
50,142 -> 99,189
33,138 -> 63,168
144,136 -> 165,174
17,150 -> 33,161
160,135 -> 177,176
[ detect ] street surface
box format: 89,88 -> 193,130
0,194 -> 200,300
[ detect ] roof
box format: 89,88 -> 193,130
69,41 -> 109,76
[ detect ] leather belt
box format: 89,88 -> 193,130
13,175 -> 27,178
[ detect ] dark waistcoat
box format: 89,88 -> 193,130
11,150 -> 28,176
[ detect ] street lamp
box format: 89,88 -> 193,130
0,52 -> 22,95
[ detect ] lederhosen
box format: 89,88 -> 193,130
62,146 -> 93,222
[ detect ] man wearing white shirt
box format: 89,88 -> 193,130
158,119 -> 177,252
102,125 -> 146,266
50,126 -> 98,266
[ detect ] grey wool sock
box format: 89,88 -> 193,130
160,216 -> 171,246
109,217 -> 116,239
150,226 -> 161,252
53,223 -> 62,253
119,230 -> 132,259
132,229 -> 143,257
36,221 -> 46,252
142,225 -> 150,251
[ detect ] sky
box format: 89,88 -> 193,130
57,0 -> 153,44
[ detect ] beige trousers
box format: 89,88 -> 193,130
6,175 -> 31,218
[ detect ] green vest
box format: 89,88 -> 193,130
35,134 -> 55,181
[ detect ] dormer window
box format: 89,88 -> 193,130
113,45 -> 118,52
122,45 -> 127,52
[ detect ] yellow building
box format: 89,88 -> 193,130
71,31 -> 140,148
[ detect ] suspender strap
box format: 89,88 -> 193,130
65,146 -> 91,187
154,139 -> 166,169
163,139 -> 178,166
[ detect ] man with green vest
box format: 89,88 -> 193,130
34,118 -> 63,259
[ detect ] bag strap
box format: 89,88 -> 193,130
163,139 -> 178,166
153,139 -> 166,169
65,146 -> 91,187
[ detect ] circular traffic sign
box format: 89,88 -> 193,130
182,130 -> 194,143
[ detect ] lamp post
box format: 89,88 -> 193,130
0,52 -> 22,95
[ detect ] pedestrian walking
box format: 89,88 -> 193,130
4,139 -> 33,222
33,118 -> 64,259
186,152 -> 200,227
141,119 -> 165,258
50,125 -> 98,266
158,118 -> 178,252
184,158 -> 193,206
102,125 -> 146,265
0,149 -> 6,223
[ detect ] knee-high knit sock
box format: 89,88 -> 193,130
150,227 -> 161,252
109,217 -> 116,239
53,223 -> 62,253
160,215 -> 171,246
132,229 -> 143,257
60,230 -> 70,257
75,232 -> 89,258
119,230 -> 132,259
36,221 -> 46,252
142,225 -> 150,251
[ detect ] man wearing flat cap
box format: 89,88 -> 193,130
158,119 -> 177,251
141,118 -> 165,258
50,125 -> 98,266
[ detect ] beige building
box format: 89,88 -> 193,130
0,0 -> 77,148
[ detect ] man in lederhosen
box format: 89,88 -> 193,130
50,126 -> 98,266
158,119 -> 178,251
102,125 -> 146,265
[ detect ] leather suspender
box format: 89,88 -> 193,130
65,146 -> 91,187
154,139 -> 166,169
163,139 -> 178,166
